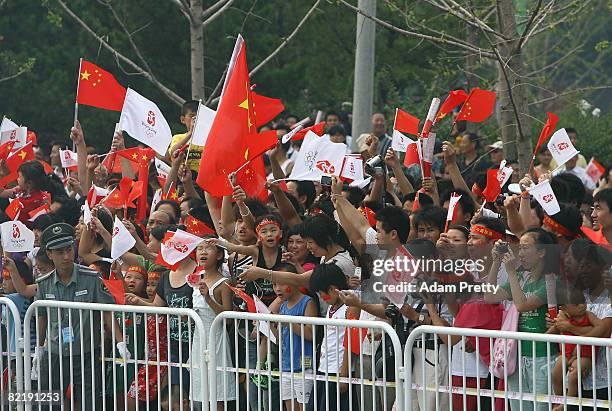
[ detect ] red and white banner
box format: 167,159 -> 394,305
528,180 -> 560,215
288,131 -> 346,181
1,220 -> 35,252
28,204 -> 50,221
160,228 -> 203,266
391,129 -> 414,153
111,216 -> 136,260
87,185 -> 109,207
59,149 -> 78,170
446,193 -> 462,223
547,128 -> 579,169
497,162 -> 514,187
0,125 -> 27,151
585,158 -> 605,184
340,155 -> 364,183
119,88 -> 173,155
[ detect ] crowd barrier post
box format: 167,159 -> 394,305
0,297 -> 25,411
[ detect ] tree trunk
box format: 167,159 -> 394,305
496,0 -> 532,174
190,0 -> 205,100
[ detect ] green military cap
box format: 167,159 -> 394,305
41,223 -> 75,250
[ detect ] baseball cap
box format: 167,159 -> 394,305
41,223 -> 75,250
487,141 -> 503,150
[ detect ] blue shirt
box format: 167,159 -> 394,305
279,295 -> 314,372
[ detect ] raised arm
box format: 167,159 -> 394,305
268,181 -> 302,228
442,141 -> 477,204
70,120 -> 89,195
385,148 -> 414,196
504,195 -> 527,238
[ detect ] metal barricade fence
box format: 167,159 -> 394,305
405,325 -> 612,411
0,297 -> 25,411
208,311 -> 404,411
22,300 -> 208,411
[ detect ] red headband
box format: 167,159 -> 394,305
471,224 -> 504,240
127,266 -> 147,278
543,215 -> 577,239
148,271 -> 161,282
256,218 -> 280,233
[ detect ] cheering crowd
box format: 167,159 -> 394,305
1,97 -> 611,411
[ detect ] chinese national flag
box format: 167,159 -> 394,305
394,108 -> 420,136
6,199 -> 23,220
245,129 -> 279,162
456,88 -> 496,122
102,147 -> 140,174
101,187 -> 125,209
196,36 -> 257,197
185,215 -> 215,237
236,155 -> 268,201
76,60 -> 127,111
4,141 -> 34,178
482,169 -> 502,203
436,90 -> 468,121
0,141 -> 15,161
253,93 -> 285,127
533,112 -> 558,156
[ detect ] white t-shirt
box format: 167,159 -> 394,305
319,304 -> 348,373
583,288 -> 612,391
451,342 -> 489,378
322,250 -> 356,277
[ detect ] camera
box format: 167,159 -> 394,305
364,155 -> 384,176
319,176 -> 350,190
384,303 -> 401,322
495,193 -> 509,206
496,241 -> 509,253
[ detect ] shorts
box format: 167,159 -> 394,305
279,370 -> 314,404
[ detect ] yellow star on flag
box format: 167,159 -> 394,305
18,150 -> 27,160
80,70 -> 91,81
142,154 -> 148,161
238,82 -> 253,129
244,148 -> 249,161
170,191 -> 178,200
131,153 -> 138,160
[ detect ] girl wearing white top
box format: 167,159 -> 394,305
190,239 -> 236,410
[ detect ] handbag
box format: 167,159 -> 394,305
491,304 -> 519,379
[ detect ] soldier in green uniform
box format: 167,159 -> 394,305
33,223 -> 130,410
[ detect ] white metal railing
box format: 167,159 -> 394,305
405,325 -> 612,411
209,310 -> 405,411
0,297 -> 25,411
22,300 -> 208,411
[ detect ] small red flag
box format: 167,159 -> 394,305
291,121 -> 326,141
226,283 -> 257,313
245,130 -> 279,162
456,88 -> 496,122
76,60 -> 127,112
586,158 -> 605,184
0,141 -> 15,160
482,169 -> 502,203
235,155 -> 268,201
394,109 -> 420,136
343,310 -> 368,355
28,203 -> 50,221
533,112 -> 558,156
185,215 -> 215,237
6,199 -> 23,220
403,140 -> 421,167
101,277 -> 126,304
101,188 -> 125,209
436,90 -> 468,121
253,93 -> 285,127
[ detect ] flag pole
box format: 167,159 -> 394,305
72,58 -> 83,151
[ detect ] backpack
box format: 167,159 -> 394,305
491,304 -> 519,379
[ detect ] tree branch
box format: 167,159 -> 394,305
57,0 -> 184,105
423,0 -> 509,41
202,0 -> 235,28
515,0 -> 543,52
528,86 -> 612,106
338,0 -> 495,58
251,0 -> 322,76
0,68 -> 29,84
167,0 -> 192,21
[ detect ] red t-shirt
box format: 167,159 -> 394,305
561,315 -> 596,359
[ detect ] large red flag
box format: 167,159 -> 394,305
456,88 -> 496,122
196,36 -> 257,197
394,108 -> 420,136
76,60 -> 127,111
533,112 -> 558,155
245,129 -> 279,162
436,90 -> 468,121
253,93 -> 285,127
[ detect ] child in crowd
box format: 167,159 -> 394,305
548,284 -> 601,409
307,264 -> 360,411
0,161 -> 51,227
274,263 -> 318,410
